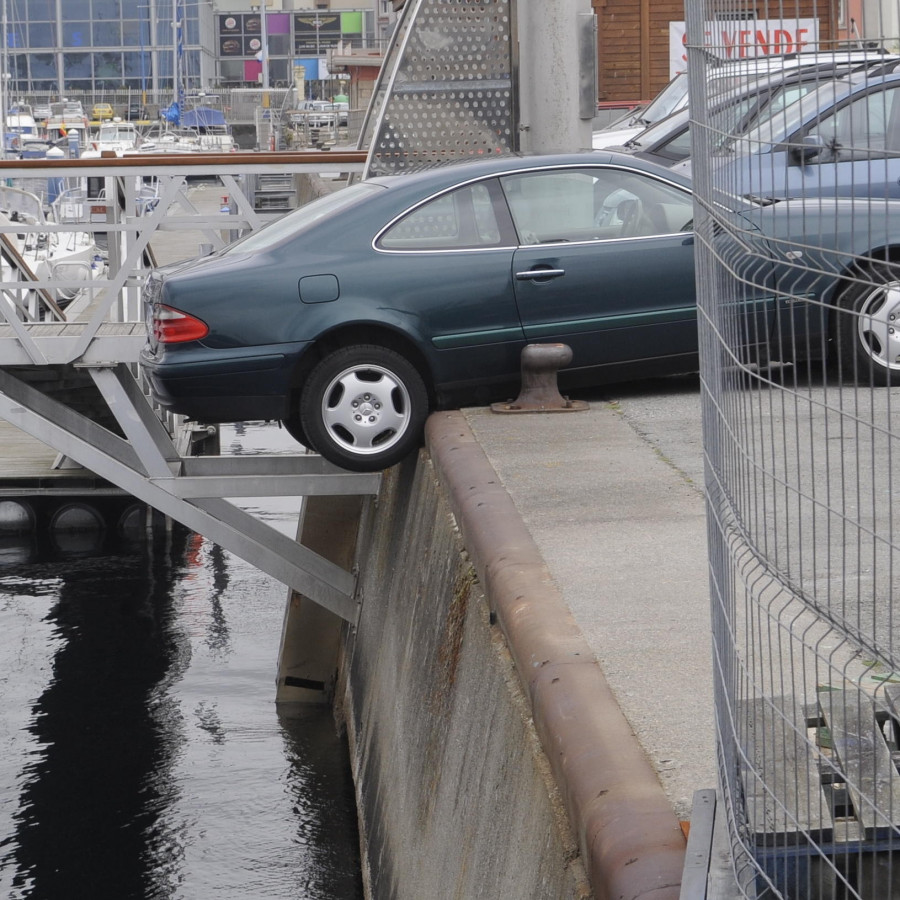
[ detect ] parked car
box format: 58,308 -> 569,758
290,100 -> 341,129
675,69 -> 900,199
127,101 -> 148,120
603,63 -> 889,166
592,49 -> 898,149
328,101 -> 349,126
91,102 -> 115,121
140,151 -> 900,471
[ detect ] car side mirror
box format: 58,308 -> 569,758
791,134 -> 827,164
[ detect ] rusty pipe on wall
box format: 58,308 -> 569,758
426,410 -> 686,900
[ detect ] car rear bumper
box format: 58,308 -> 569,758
139,344 -> 306,423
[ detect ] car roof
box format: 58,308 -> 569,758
707,48 -> 899,75
739,67 -> 900,144
364,150 -> 693,195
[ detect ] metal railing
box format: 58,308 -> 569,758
0,151 -> 366,366
0,150 -> 377,623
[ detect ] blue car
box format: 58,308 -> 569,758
606,62 -> 889,167
676,69 -> 900,199
140,151 -> 900,471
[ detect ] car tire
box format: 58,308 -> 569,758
299,345 -> 428,471
836,261 -> 900,385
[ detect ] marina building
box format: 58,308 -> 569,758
1,1 -> 394,99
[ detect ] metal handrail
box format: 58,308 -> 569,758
0,151 -> 367,365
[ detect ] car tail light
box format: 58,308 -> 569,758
152,304 -> 209,344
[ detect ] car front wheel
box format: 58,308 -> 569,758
836,262 -> 900,385
299,345 -> 428,471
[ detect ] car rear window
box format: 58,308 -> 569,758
221,182 -> 384,255
378,182 -> 502,250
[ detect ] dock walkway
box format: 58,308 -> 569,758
0,182 -> 227,490
462,387 -> 715,822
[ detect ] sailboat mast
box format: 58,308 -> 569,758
172,0 -> 180,109
0,0 -> 7,160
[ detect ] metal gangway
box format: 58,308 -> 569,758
0,150 -> 374,625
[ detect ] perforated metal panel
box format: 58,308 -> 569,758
361,0 -> 518,177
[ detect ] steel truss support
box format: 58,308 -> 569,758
0,365 -> 379,623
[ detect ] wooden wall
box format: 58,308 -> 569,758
593,0 -> 837,103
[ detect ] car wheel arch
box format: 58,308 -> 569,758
287,323 -> 436,409
830,250 -> 900,382
828,248 -> 900,317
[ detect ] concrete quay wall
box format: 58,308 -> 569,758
340,451 -> 590,899
337,411 -> 686,900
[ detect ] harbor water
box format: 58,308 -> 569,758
0,422 -> 363,900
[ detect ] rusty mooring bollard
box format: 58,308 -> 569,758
491,343 -> 589,414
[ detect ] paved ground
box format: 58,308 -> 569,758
463,373 -> 715,821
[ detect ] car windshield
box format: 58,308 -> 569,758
735,80 -> 847,150
636,73 -> 688,125
220,182 -> 384,255
626,109 -> 689,147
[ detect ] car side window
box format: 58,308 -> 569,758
806,86 -> 900,161
499,167 -> 693,243
378,182 -> 502,250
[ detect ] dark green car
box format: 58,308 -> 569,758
139,151 -> 900,471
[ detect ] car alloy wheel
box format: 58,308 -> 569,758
299,345 -> 428,471
836,262 -> 900,385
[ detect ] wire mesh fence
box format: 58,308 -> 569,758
684,1 -> 900,897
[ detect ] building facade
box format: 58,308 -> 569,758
4,1 -> 853,110
1,0 -> 392,98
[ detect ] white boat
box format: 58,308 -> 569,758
133,123 -> 204,155
44,99 -> 90,144
84,118 -> 142,157
181,105 -> 236,152
4,103 -> 43,155
0,184 -> 105,318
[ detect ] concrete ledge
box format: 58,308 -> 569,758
426,410 -> 687,900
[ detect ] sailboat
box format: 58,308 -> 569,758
139,2 -> 235,155
0,183 -> 105,316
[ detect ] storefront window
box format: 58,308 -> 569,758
63,52 -> 93,79
63,22 -> 92,48
24,0 -> 54,19
124,51 -> 150,80
93,21 -> 120,45
28,22 -> 56,48
94,51 -> 121,83
67,0 -> 91,17
268,58 -> 290,85
122,19 -> 144,47
29,52 -> 56,81
93,0 -> 122,16
219,59 -> 244,83
268,34 -> 289,56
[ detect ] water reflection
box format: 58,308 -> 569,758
2,529 -> 189,900
0,424 -> 363,900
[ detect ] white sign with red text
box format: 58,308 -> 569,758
669,19 -> 819,77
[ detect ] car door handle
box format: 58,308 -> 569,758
515,268 -> 566,281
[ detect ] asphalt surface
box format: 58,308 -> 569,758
463,373 -> 715,821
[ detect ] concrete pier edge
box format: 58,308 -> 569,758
426,410 -> 688,900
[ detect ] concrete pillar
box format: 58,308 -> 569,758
275,494 -> 366,704
516,0 -> 596,153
